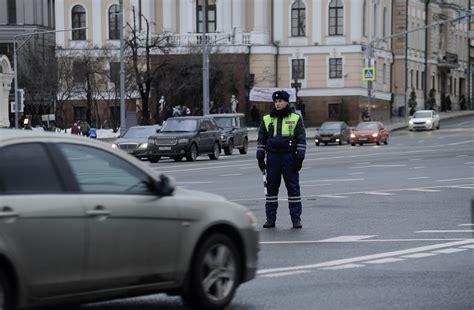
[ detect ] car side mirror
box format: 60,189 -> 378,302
155,174 -> 175,196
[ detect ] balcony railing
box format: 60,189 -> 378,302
165,32 -> 251,46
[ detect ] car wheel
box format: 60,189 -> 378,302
351,143 -> 355,146
376,140 -> 381,145
384,138 -> 388,145
338,139 -> 343,145
182,233 -> 240,310
437,122 -> 440,129
173,155 -> 183,162
186,144 -> 198,161
224,139 -> 233,155
149,156 -> 160,163
324,142 -> 328,146
359,143 -> 363,146
0,270 -> 13,310
209,142 -> 220,160
238,138 -> 248,154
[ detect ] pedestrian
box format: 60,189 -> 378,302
88,126 -> 97,139
256,90 -> 306,229
71,122 -> 81,135
80,120 -> 90,137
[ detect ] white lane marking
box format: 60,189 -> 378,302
436,177 -> 474,182
317,194 -> 349,199
413,166 -> 426,169
446,139 -> 474,146
259,270 -> 312,278
363,192 -> 395,196
401,253 -> 439,259
356,162 -> 371,165
257,240 -> 474,275
259,238 -> 472,245
460,245 -> 474,249
350,164 -> 407,169
300,178 -> 364,183
321,264 -> 365,270
301,183 -> 331,187
408,177 -> 429,180
220,173 -> 242,177
416,230 -> 474,233
449,186 -> 474,189
365,258 -> 406,264
347,172 -> 365,175
239,166 -> 256,170
317,235 -> 377,243
458,224 -> 474,227
407,188 -> 441,192
432,248 -> 468,254
176,181 -> 216,184
409,158 -> 423,161
456,155 -> 469,158
464,162 -> 474,165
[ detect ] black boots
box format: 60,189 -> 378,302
292,219 -> 302,229
262,220 -> 276,228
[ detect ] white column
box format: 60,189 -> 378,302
251,0 -> 268,44
179,0 -> 195,34
163,0 -> 176,32
350,0 -> 363,43
231,0 -> 244,31
55,0 -> 65,47
273,0 -> 283,43
219,0 -> 232,33
312,0 -> 322,44
142,0 -> 155,33
92,3 -> 102,47
0,56 -> 13,128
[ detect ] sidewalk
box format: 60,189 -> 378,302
247,110 -> 474,142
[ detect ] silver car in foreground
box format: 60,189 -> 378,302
0,129 -> 258,310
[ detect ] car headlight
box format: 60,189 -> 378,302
138,143 -> 148,149
178,138 -> 189,144
221,134 -> 227,140
409,120 -> 414,125
350,133 -> 356,138
111,143 -> 117,148
372,133 -> 379,138
315,139 -> 319,143
426,120 -> 432,124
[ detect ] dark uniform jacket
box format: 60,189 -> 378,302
256,106 -> 306,160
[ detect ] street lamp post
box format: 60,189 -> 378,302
202,1 -> 210,115
13,27 -> 87,129
119,0 -> 126,134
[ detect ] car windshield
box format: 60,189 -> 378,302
320,123 -> 341,130
356,123 -> 378,130
123,127 -> 159,138
413,112 -> 432,118
161,119 -> 197,132
214,117 -> 233,128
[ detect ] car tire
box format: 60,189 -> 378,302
384,138 -> 388,145
238,138 -> 248,154
359,143 -> 363,146
315,142 -> 320,146
376,140 -> 381,145
209,142 -> 220,160
351,143 -> 355,146
224,139 -> 233,155
181,233 -> 240,310
173,156 -> 183,162
186,144 -> 198,161
437,122 -> 440,129
0,269 -> 13,310
149,156 -> 160,163
324,142 -> 328,146
338,139 -> 343,145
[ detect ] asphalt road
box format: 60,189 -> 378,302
82,115 -> 474,310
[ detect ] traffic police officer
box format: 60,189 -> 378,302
256,90 -> 306,229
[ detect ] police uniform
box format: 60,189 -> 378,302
256,91 -> 306,229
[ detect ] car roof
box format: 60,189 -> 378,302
414,110 -> 434,113
128,125 -> 161,129
321,121 -> 345,124
166,116 -> 212,120
210,113 -> 245,117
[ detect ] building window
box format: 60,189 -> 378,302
292,59 -> 305,80
291,0 -> 306,37
72,5 -> 86,40
73,62 -> 86,85
421,73 -> 424,91
109,62 -> 120,85
383,64 -> 387,84
329,58 -> 342,79
74,107 -> 87,121
197,0 -> 217,33
410,70 -> 413,88
108,4 -> 120,40
383,7 -> 387,38
432,75 -> 435,91
328,103 -> 341,119
416,70 -> 419,89
7,0 -> 17,24
362,0 -> 367,37
329,0 -> 343,36
373,4 -> 377,38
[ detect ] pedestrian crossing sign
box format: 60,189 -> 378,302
362,67 -> 376,81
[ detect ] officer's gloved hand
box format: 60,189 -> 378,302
295,158 -> 303,172
258,159 -> 267,171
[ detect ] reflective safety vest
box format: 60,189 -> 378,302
263,113 -> 300,137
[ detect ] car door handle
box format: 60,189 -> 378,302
0,207 -> 19,218
86,206 -> 111,217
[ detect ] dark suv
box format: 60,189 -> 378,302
147,116 -> 222,162
211,113 -> 249,155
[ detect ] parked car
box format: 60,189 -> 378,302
211,113 -> 249,155
408,110 -> 440,131
112,125 -> 161,160
314,121 -> 351,146
350,121 -> 389,146
147,116 -> 222,162
0,129 -> 258,310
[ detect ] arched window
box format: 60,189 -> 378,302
329,0 -> 343,36
109,4 -> 120,40
72,5 -> 86,40
383,7 -> 387,37
291,0 -> 306,37
362,0 -> 367,37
